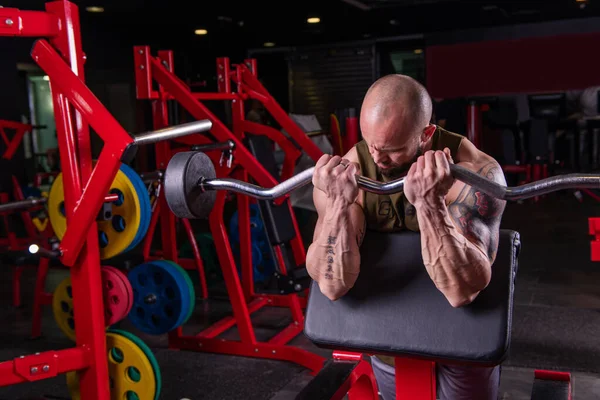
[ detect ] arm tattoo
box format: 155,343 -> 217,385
325,236 -> 337,280
448,162 -> 506,261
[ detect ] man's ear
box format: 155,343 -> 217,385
421,124 -> 436,142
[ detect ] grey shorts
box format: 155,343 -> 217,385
371,355 -> 500,400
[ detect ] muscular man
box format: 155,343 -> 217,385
306,74 -> 507,400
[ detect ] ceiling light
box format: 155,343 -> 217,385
307,17 -> 320,24
263,42 -> 276,47
43,75 -> 50,81
86,6 -> 104,13
576,0 -> 586,2
390,19 -> 398,25
414,49 -> 423,54
194,29 -> 208,35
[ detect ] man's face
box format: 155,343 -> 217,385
361,119 -> 425,180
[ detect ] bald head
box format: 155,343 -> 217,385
359,75 -> 434,179
361,74 -> 433,139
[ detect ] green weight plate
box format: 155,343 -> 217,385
163,260 -> 196,324
108,328 -> 162,400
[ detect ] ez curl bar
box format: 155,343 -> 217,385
164,150 -> 600,219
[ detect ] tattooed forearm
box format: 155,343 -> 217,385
325,236 -> 336,280
305,200 -> 363,300
448,161 -> 506,261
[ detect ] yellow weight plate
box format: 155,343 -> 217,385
107,331 -> 156,400
52,276 -> 76,341
65,332 -> 157,400
66,371 -> 80,400
48,168 -> 142,260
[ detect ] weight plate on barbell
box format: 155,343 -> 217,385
127,261 -> 191,335
102,266 -> 134,327
48,164 -> 151,260
164,151 -> 217,219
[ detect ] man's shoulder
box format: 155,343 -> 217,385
344,144 -> 360,163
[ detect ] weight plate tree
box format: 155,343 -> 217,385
48,164 -> 151,260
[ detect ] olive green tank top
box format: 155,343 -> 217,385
355,126 -> 464,234
354,126 -> 464,366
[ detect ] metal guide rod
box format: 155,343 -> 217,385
0,198 -> 48,213
140,171 -> 164,182
191,140 -> 235,153
0,193 -> 121,213
134,119 -> 213,146
199,164 -> 600,201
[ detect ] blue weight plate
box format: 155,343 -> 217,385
119,164 -> 151,252
121,164 -> 150,251
116,164 -> 144,252
149,260 -> 191,329
120,163 -> 150,251
127,261 -> 190,335
229,210 -> 264,243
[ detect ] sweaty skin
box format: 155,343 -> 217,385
306,74 -> 506,306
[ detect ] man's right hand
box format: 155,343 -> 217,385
312,154 -> 360,205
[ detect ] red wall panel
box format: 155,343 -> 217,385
426,32 -> 600,99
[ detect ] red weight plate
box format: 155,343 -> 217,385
108,266 -> 134,318
101,266 -> 133,326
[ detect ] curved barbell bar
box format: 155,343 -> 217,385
200,164 -> 600,201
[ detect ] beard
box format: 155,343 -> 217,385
377,144 -> 423,180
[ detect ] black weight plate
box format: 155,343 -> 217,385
164,151 -> 217,219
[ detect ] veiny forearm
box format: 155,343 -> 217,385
306,199 -> 361,300
416,199 -> 491,307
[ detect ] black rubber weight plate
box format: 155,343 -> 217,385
164,151 -> 217,219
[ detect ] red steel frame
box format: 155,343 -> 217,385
329,351 -> 379,400
0,2 -> 145,398
534,369 -> 572,400
329,351 -> 436,400
139,50 -> 209,299
0,121 -> 56,313
334,357 -> 573,400
0,120 -> 32,161
134,46 -> 326,373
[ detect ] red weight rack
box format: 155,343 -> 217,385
134,47 -> 327,373
0,121 -> 39,249
0,2 -> 115,397
0,2 -> 197,398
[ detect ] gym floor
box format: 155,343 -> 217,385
1,190 -> 600,399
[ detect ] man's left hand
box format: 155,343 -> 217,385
404,148 -> 454,207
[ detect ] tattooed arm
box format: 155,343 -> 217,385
306,150 -> 367,301
405,146 -> 507,307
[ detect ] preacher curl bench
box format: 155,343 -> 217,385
298,229 -> 572,400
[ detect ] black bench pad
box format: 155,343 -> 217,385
304,229 -> 520,367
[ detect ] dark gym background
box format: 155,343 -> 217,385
1,0 -> 600,399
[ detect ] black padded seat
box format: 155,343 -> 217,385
304,229 -> 520,367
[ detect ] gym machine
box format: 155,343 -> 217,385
132,46 -> 327,373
